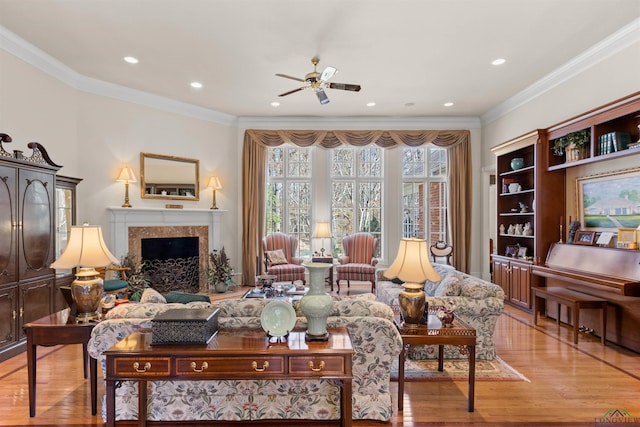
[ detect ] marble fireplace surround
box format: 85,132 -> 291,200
108,207 -> 223,292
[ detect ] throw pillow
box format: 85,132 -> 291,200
140,288 -> 167,304
165,291 -> 211,304
266,249 -> 288,265
434,274 -> 462,297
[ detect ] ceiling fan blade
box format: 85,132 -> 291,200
275,73 -> 305,82
327,82 -> 361,92
316,89 -> 330,105
278,87 -> 306,97
319,66 -> 337,82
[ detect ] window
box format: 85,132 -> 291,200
265,146 -> 312,256
402,146 -> 448,242
331,147 -> 383,255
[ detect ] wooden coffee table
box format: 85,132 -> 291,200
395,310 -> 476,412
104,327 -> 354,427
23,308 -> 98,417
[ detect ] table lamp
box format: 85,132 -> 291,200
50,224 -> 119,322
116,166 -> 136,208
385,238 -> 441,327
207,176 -> 222,210
312,222 -> 332,256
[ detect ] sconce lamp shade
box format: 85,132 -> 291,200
116,166 -> 137,183
207,176 -> 222,189
385,238 -> 441,327
51,225 -> 119,269
50,225 -> 119,322
312,222 -> 332,239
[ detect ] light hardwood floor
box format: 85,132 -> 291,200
0,283 -> 638,426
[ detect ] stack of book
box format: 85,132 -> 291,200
597,131 -> 631,155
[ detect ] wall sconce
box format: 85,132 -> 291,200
312,222 -> 332,256
207,176 -> 222,210
116,166 -> 137,208
50,224 -> 119,322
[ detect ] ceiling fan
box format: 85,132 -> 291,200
275,57 -> 361,105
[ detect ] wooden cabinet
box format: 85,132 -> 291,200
546,92 -> 640,170
0,136 -> 61,361
493,255 -> 531,309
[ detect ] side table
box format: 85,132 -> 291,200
23,308 -> 98,417
396,311 -> 476,412
312,256 -> 334,291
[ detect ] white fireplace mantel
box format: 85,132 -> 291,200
108,207 -> 224,260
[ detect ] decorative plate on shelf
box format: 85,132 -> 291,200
260,300 -> 296,337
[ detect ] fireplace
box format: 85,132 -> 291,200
141,236 -> 200,293
108,208 -> 223,293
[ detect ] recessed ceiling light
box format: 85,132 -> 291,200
444,102 -> 454,107
405,102 -> 415,107
491,58 -> 506,66
123,56 -> 139,64
366,102 -> 376,107
190,81 -> 203,89
271,102 -> 280,107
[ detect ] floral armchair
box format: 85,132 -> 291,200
336,232 -> 379,293
262,232 -> 306,284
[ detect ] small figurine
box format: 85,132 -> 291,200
507,224 -> 515,235
514,224 -> 523,235
499,224 -> 506,235
523,222 -> 533,236
519,202 -> 528,213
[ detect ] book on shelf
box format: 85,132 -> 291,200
598,132 -> 632,155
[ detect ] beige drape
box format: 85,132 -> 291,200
242,129 -> 471,286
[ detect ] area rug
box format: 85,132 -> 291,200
391,356 -> 530,382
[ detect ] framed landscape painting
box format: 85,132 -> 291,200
577,167 -> 640,231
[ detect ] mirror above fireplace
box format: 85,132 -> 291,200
140,152 -> 200,201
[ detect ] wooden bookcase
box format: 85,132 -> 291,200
491,130 -> 565,309
546,92 -> 640,171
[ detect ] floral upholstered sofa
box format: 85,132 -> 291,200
88,295 -> 402,423
376,264 -> 504,360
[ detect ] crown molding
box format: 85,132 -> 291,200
481,17 -> 640,126
236,115 -> 482,130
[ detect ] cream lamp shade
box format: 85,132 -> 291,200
51,224 -> 119,322
385,237 -> 441,327
207,176 -> 222,209
207,176 -> 222,189
312,222 -> 332,239
116,166 -> 137,183
312,222 -> 332,256
116,166 -> 137,208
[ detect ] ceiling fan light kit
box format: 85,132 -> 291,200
276,57 -> 361,105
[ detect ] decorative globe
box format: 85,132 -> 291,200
510,157 -> 524,170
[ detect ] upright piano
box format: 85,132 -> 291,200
531,243 -> 640,352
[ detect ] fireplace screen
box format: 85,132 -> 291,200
141,236 -> 200,293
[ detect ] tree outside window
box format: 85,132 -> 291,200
265,146 -> 312,256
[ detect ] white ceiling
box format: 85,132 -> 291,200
1,0 -> 639,120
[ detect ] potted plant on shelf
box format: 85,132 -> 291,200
204,247 -> 234,293
552,129 -> 590,161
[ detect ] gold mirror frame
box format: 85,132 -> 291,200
140,152 -> 200,201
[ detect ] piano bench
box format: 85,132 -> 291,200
532,287 -> 607,346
